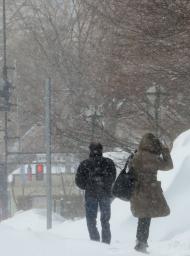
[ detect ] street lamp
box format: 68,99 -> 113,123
146,84 -> 166,137
84,105 -> 102,142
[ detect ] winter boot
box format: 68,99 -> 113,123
134,240 -> 149,254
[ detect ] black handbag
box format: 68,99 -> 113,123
112,157 -> 136,201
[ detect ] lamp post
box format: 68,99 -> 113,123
85,105 -> 102,142
146,85 -> 166,138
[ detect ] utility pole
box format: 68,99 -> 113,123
2,0 -> 9,219
45,78 -> 52,229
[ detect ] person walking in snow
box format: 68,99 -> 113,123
130,133 -> 173,253
75,142 -> 116,244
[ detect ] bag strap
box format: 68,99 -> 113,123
123,160 -> 128,172
123,151 -> 136,172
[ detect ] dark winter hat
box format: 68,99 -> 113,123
89,142 -> 103,156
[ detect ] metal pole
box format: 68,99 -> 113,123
45,78 -> 52,229
91,111 -> 96,142
155,86 -> 160,138
3,0 -> 7,80
2,0 -> 9,219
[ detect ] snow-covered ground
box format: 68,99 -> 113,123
1,130 -> 190,256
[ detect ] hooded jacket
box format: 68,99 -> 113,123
130,133 -> 173,218
75,144 -> 116,198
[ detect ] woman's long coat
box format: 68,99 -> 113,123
130,135 -> 173,218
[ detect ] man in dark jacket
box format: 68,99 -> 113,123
75,142 -> 116,244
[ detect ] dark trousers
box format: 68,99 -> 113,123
85,195 -> 111,244
136,218 -> 151,243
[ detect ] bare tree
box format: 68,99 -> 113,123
4,0 -> 190,155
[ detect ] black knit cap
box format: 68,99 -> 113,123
89,142 -> 103,155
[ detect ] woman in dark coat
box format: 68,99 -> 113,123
130,133 -> 173,253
